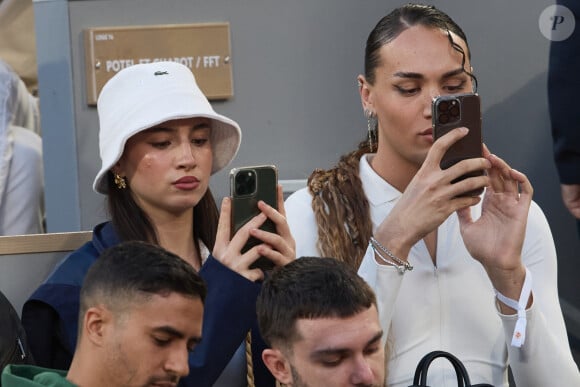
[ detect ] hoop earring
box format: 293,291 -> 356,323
114,173 -> 127,189
365,109 -> 377,152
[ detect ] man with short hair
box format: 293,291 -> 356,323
257,257 -> 385,387
2,241 -> 206,387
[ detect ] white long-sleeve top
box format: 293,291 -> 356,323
0,60 -> 43,236
285,154 -> 580,387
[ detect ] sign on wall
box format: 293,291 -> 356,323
84,23 -> 233,105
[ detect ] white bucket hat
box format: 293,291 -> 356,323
93,61 -> 241,194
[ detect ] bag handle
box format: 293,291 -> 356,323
409,350 -> 494,387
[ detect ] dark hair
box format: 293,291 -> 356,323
364,3 -> 476,88
79,241 -> 207,322
106,171 -> 219,253
257,257 -> 376,348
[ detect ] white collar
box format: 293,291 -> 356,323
359,154 -> 401,206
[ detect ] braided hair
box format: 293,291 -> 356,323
308,139 -> 374,269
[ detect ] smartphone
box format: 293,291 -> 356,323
230,165 -> 278,271
432,93 -> 484,197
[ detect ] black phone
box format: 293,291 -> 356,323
229,165 -> 278,271
432,93 -> 484,197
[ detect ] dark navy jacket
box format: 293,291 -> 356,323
21,222 -> 274,387
548,0 -> 580,185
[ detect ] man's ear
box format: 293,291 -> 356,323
262,348 -> 293,385
83,305 -> 111,347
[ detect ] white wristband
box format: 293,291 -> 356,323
494,267 -> 533,348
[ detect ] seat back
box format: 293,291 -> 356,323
0,231 -> 92,316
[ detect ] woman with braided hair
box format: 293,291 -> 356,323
285,3 -> 580,386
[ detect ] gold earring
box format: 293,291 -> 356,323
114,173 -> 126,189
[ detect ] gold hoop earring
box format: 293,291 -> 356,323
114,173 -> 126,189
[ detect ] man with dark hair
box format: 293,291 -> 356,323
257,257 -> 385,387
2,241 -> 206,387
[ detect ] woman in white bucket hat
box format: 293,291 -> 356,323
22,62 -> 295,387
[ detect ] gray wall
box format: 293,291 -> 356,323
0,251 -> 68,316
34,0 -> 580,333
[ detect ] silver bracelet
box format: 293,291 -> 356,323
369,236 -> 413,274
371,244 -> 402,272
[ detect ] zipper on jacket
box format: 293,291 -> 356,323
1,336 -> 27,367
17,337 -> 26,360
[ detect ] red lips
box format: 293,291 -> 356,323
174,176 -> 199,184
173,176 -> 200,190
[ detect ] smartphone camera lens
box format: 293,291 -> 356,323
438,100 -> 449,112
450,100 -> 460,118
437,98 -> 460,125
235,170 -> 256,196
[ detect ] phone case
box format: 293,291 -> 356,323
432,93 -> 483,196
229,165 -> 278,270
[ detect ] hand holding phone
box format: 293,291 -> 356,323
432,93 -> 484,197
230,165 -> 278,271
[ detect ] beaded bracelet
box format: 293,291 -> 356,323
369,236 -> 413,274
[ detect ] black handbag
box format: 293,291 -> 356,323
408,350 -> 494,387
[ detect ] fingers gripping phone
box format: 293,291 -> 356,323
230,165 -> 278,271
432,93 -> 484,197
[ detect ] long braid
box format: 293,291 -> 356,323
308,139 -> 374,270
245,331 -> 255,387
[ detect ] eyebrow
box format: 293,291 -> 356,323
309,330 -> 384,360
393,67 -> 466,80
153,326 -> 202,344
153,325 -> 185,338
148,122 -> 211,133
